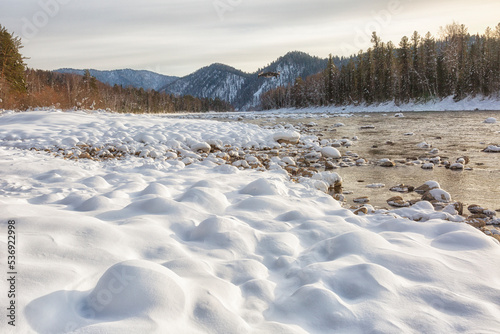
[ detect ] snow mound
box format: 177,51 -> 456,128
83,260 -> 185,319
240,178 -> 288,196
139,182 -> 171,197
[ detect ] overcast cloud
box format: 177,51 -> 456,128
1,0 -> 499,76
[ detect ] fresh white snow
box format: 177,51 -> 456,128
1,109 -> 500,334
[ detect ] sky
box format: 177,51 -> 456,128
0,0 -> 499,77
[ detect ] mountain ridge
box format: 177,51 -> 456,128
56,51 -> 333,110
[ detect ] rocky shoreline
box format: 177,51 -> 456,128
30,118 -> 500,243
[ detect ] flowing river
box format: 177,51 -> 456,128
252,110 -> 500,211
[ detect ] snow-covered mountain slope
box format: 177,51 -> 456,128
162,51 -> 328,110
55,68 -> 179,91
165,63 -> 249,104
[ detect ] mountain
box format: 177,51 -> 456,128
55,51 -> 331,110
161,51 -> 329,110
164,63 -> 250,106
55,68 -> 179,91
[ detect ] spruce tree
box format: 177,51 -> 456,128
0,25 -> 26,94
398,36 -> 411,103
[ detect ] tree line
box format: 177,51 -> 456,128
261,22 -> 500,109
0,24 -> 233,113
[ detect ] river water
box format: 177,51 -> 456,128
254,111 -> 500,211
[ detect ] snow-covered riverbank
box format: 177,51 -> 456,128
1,110 -> 500,334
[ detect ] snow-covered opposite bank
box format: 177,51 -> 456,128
1,110 -> 500,334
170,95 -> 500,121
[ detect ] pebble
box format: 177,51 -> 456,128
353,196 -> 370,204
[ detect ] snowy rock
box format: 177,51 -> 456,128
273,131 -> 300,144
387,196 -> 410,207
282,156 -> 296,166
417,142 -> 432,149
421,163 -> 434,170
378,159 -> 395,167
390,184 -> 414,193
191,142 -> 211,153
415,181 -> 441,194
450,163 -> 464,170
483,145 -> 500,153
484,117 -> 497,124
366,183 -> 385,189
321,147 -> 341,159
422,188 -> 452,203
353,196 -> 370,204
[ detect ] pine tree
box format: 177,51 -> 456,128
324,54 -> 337,104
421,32 -> 437,98
410,31 -> 422,99
398,36 -> 411,103
0,25 -> 26,94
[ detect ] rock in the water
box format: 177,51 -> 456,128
353,196 -> 370,204
450,163 -> 464,170
390,184 -> 414,193
421,188 -> 452,203
379,159 -> 395,167
366,183 -> 385,189
483,145 -> 500,153
468,204 -> 485,214
387,196 -> 410,207
421,163 -> 434,170
415,181 -> 440,194
417,142 -> 432,149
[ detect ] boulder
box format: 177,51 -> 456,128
415,181 -> 440,194
387,196 -> 410,207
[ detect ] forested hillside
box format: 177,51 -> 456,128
261,22 -> 500,109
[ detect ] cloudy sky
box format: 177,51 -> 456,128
1,0 -> 499,76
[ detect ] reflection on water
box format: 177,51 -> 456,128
262,111 -> 500,211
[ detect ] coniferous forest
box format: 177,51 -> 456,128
260,22 -> 500,110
